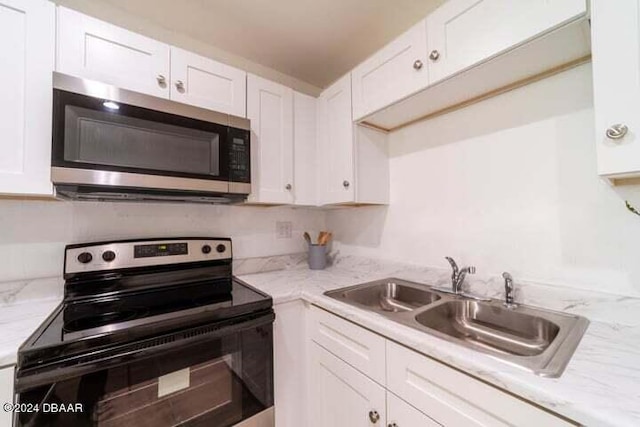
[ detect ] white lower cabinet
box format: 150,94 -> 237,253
309,343 -> 386,427
0,366 -> 14,427
387,391 -> 441,427
273,301 -> 307,427
306,306 -> 577,427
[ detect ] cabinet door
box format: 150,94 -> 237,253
309,343 -> 386,427
592,0 -> 640,178
387,341 -> 573,427
426,0 -> 585,84
170,47 -> 246,117
387,392 -> 441,427
0,0 -> 54,196
274,301 -> 307,427
247,74 -> 294,204
351,20 -> 428,120
57,7 -> 170,98
318,74 -> 355,204
0,366 -> 14,427
293,91 -> 318,206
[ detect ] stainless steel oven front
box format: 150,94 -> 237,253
50,73 -> 251,199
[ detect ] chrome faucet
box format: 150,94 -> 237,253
445,257 -> 475,294
503,272 -> 517,309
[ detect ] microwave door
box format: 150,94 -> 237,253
51,87 -> 235,193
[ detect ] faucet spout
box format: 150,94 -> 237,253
445,257 -> 475,293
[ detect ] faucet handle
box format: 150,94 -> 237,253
502,272 -> 517,308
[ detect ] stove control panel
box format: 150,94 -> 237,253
65,238 -> 232,275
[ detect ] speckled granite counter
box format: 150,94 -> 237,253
238,256 -> 640,427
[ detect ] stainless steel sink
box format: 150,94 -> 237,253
326,279 -> 441,313
324,278 -> 589,378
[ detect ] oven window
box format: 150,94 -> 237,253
16,323 -> 273,427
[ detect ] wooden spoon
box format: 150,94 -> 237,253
303,232 -> 312,245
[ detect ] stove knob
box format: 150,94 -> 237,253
201,245 -> 212,254
216,244 -> 226,253
77,252 -> 93,264
102,250 -> 116,262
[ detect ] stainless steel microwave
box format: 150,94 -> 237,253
51,73 -> 251,204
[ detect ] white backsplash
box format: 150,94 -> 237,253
0,200 -> 324,282
327,63 -> 640,297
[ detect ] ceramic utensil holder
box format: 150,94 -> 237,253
308,244 -> 327,270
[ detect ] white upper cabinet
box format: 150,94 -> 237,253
247,74 -> 294,204
317,75 -> 355,204
293,91 -> 318,206
352,20 -> 429,121
57,7 -> 170,98
426,0 -> 586,84
0,0 -> 54,196
362,0 -> 588,130
170,47 -> 246,117
591,0 -> 640,181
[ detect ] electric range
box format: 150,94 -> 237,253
15,237 -> 274,427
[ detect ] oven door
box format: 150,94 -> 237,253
15,312 -> 274,427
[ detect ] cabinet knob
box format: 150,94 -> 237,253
175,80 -> 185,92
368,410 -> 380,423
413,59 -> 423,70
429,50 -> 440,61
606,123 -> 629,140
285,183 -> 292,190
343,180 -> 350,189
388,424 -> 398,427
156,74 -> 167,87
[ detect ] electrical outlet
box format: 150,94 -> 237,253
276,221 -> 292,239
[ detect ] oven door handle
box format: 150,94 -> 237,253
15,310 -> 274,392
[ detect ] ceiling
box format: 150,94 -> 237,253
91,0 -> 446,88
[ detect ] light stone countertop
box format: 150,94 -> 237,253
238,255 -> 640,427
0,277 -> 63,368
0,255 -> 637,425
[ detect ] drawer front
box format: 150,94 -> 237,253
387,342 -> 575,427
309,306 -> 386,385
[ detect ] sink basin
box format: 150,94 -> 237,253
414,300 -> 559,357
324,278 -> 589,377
324,278 -> 441,313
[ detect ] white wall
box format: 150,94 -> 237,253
328,64 -> 640,296
0,201 -> 323,282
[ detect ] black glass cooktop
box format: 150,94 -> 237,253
18,277 -> 272,371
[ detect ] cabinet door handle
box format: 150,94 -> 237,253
175,80 -> 185,92
606,123 -> 628,140
343,180 -> 350,189
413,59 -> 423,70
285,183 -> 292,191
156,74 -> 167,87
429,50 -> 440,61
368,410 -> 380,423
